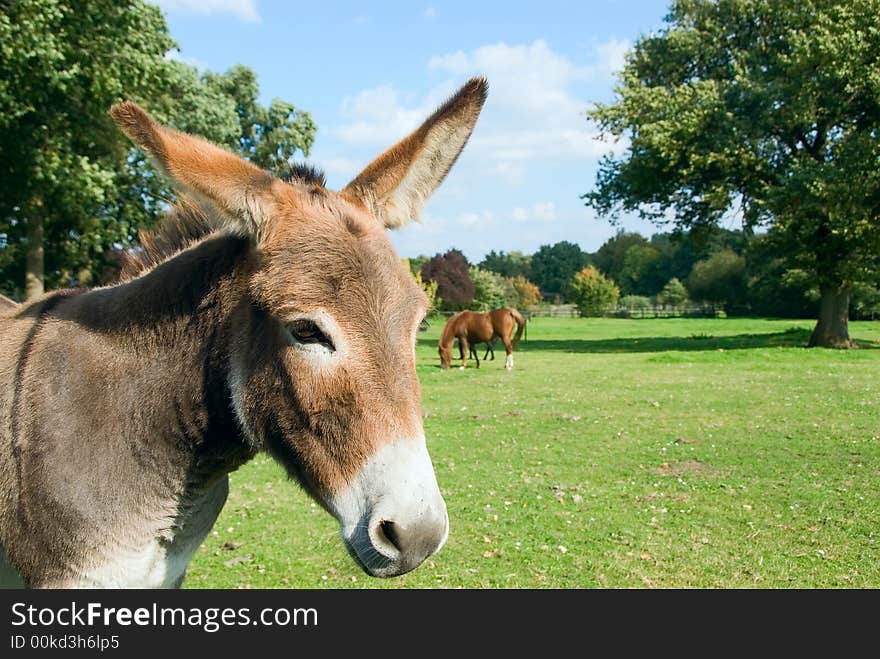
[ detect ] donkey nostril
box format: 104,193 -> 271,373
378,519 -> 403,553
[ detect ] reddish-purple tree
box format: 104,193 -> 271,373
421,249 -> 474,311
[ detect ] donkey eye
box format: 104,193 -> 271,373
288,319 -> 334,351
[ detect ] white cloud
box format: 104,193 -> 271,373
533,202 -> 556,222
425,39 -> 630,177
157,0 -> 260,23
511,202 -> 557,223
593,38 -> 631,79
457,210 -> 494,227
424,7 -> 437,19
334,85 -> 429,146
330,39 -> 630,171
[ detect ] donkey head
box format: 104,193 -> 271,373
110,78 -> 487,577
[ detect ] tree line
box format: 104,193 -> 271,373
409,222 -> 880,319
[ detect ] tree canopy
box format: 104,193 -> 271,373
584,0 -> 880,347
421,249 -> 475,311
0,0 -> 315,299
479,250 -> 532,280
469,266 -> 508,312
530,241 -> 588,301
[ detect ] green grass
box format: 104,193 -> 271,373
184,317 -> 880,589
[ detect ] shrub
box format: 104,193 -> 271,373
659,277 -> 688,308
421,249 -> 474,310
509,275 -> 542,307
569,266 -> 620,317
469,266 -> 507,312
402,258 -> 440,309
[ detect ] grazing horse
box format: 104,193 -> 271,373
439,308 -> 525,370
0,77 -> 488,588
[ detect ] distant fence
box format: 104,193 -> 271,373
422,304 -> 722,329
527,303 -> 721,319
527,304 -> 578,317
608,304 -> 722,318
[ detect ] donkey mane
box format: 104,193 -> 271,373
114,162 -> 328,282
278,162 -> 326,187
113,199 -> 218,281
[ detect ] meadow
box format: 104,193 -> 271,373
185,317 -> 880,589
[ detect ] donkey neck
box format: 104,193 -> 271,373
77,233 -> 258,478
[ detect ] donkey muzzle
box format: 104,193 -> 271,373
330,437 -> 448,578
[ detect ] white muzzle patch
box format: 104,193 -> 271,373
329,437 -> 448,578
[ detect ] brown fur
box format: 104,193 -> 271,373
438,308 -> 525,369
0,77 -> 488,587
0,295 -> 17,313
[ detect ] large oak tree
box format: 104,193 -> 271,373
583,0 -> 880,347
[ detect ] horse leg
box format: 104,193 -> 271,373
485,339 -> 495,361
460,336 -> 470,369
502,336 -> 514,370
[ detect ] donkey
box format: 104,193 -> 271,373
0,77 -> 488,588
0,295 -> 17,313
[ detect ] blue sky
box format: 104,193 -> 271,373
156,0 -> 673,261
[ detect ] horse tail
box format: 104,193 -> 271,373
509,308 -> 526,348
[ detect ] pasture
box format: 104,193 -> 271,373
185,317 -> 880,589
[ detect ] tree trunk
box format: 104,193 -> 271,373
808,284 -> 854,348
25,203 -> 44,300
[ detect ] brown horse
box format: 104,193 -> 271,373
439,308 -> 525,370
0,77 -> 488,588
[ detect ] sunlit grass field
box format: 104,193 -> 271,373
185,317 -> 880,589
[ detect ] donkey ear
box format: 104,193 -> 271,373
341,77 -> 488,229
109,101 -> 276,238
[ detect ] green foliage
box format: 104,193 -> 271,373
619,294 -> 653,310
0,1 -> 315,297
469,266 -> 507,312
407,255 -> 430,277
686,248 -> 747,310
0,0 -> 175,296
402,258 -> 440,310
569,265 -> 620,317
421,249 -> 474,311
584,0 -> 880,341
530,241 -> 588,301
202,65 -> 316,172
659,277 -> 688,308
479,250 -> 532,280
593,231 -> 648,283
851,282 -> 880,320
618,243 -> 663,296
509,275 -> 542,307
